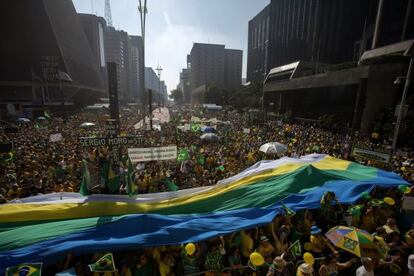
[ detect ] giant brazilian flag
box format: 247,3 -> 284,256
0,154 -> 409,270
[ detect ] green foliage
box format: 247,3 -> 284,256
169,89 -> 183,103
229,81 -> 263,110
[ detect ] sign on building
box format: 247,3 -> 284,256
128,146 -> 177,162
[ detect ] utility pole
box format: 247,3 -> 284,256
148,89 -> 153,130
156,64 -> 163,108
392,57 -> 413,152
138,0 -> 148,125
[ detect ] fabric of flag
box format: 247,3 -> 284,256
281,202 -> 296,217
197,155 -> 205,165
0,154 -> 409,270
288,240 -> 301,258
107,165 -> 121,192
165,179 -> 179,191
217,165 -> 225,171
177,149 -> 189,162
88,253 -> 115,272
34,122 -> 41,129
6,263 -> 42,276
190,123 -> 201,132
126,159 -> 136,197
99,161 -> 109,188
79,160 -> 91,196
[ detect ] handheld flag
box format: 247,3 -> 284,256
190,123 -> 201,132
88,253 -> 116,272
79,159 -> 91,196
217,165 -> 225,172
288,240 -> 301,258
177,149 -> 189,162
126,158 -> 137,197
281,202 -> 296,217
165,178 -> 179,191
44,111 -> 51,119
34,122 -> 41,129
107,164 -> 121,192
197,154 -> 205,165
6,263 -> 42,276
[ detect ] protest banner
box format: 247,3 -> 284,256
402,196 -> 414,210
351,146 -> 391,163
243,128 -> 250,134
128,146 -> 177,162
49,133 -> 63,142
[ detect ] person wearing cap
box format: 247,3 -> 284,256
309,225 -> 337,256
267,254 -> 289,276
257,235 -> 275,263
296,263 -> 314,276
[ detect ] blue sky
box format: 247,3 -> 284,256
73,0 -> 269,92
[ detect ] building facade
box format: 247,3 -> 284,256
189,43 -> 242,95
104,27 -> 132,101
247,4 -> 270,82
178,68 -> 191,103
145,67 -> 167,103
129,35 -> 144,103
0,0 -> 106,114
78,14 -> 108,91
267,0 -> 370,69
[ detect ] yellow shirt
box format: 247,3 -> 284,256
310,235 -> 325,253
240,231 -> 254,258
159,261 -> 171,276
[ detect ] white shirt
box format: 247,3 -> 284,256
356,265 -> 374,276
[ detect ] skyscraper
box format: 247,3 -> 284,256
129,35 -> 144,103
189,43 -> 242,93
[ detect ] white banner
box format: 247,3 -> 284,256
128,146 -> 177,162
49,133 -> 63,142
243,128 -> 251,134
402,196 -> 414,210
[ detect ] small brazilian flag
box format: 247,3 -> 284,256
288,240 -> 301,258
177,149 -> 189,162
197,155 -> 205,165
217,165 -> 225,171
281,202 -> 296,217
6,263 -> 42,276
44,111 -> 51,119
107,164 -> 121,192
88,253 -> 116,272
190,123 -> 201,132
34,122 -> 41,129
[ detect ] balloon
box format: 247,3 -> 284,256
384,197 -> 395,206
250,252 -> 265,266
303,252 -> 315,266
361,191 -> 371,199
185,243 -> 196,255
304,242 -> 313,251
398,185 -> 409,193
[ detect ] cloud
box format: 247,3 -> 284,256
163,12 -> 171,27
146,24 -> 228,94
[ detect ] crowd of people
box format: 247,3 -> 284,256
1,105 -> 414,275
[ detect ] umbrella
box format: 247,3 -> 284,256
200,133 -> 220,142
325,226 -> 387,258
79,122 -> 96,128
36,116 -> 46,121
17,118 -> 31,123
259,142 -> 287,155
201,126 -> 216,133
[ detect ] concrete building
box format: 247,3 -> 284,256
178,68 -> 191,103
104,27 -> 132,101
145,67 -> 166,103
267,0 -> 370,70
78,14 -> 108,91
188,43 -> 242,96
0,0 -> 106,115
129,35 -> 144,103
247,4 -> 270,82
224,49 -> 243,92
